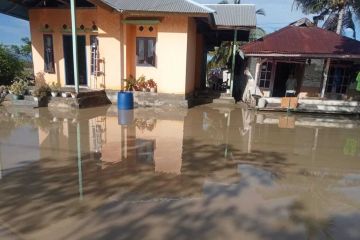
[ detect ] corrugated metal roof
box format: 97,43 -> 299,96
101,0 -> 215,14
241,25 -> 360,58
0,1 -> 29,20
205,4 -> 256,27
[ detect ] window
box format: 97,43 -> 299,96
259,62 -> 272,88
43,34 -> 55,73
326,66 -> 351,94
136,37 -> 156,66
90,35 -> 99,75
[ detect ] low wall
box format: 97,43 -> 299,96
106,90 -> 190,108
263,97 -> 360,114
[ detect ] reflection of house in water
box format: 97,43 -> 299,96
249,112 -> 360,170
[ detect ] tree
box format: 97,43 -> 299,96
293,0 -> 360,37
9,37 -> 32,60
0,45 -> 24,86
208,1 -> 266,70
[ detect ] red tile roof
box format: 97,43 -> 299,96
241,26 -> 360,58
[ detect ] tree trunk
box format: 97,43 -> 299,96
336,7 -> 345,34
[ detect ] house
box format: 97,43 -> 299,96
0,0 -> 257,106
241,19 -> 360,102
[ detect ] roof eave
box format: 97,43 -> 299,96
244,53 -> 360,59
120,10 -> 211,17
214,25 -> 256,30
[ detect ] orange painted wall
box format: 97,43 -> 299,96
29,7 -> 122,89
29,8 -> 199,95
125,15 -> 192,94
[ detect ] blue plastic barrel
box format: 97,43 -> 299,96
118,110 -> 134,126
117,91 -> 134,110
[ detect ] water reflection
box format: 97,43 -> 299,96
0,105 -> 359,239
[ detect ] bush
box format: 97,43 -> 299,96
50,82 -> 61,92
123,75 -> 138,91
32,83 -> 50,98
9,79 -> 28,96
0,45 -> 24,86
32,72 -> 50,98
147,79 -> 157,89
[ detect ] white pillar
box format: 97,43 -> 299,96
70,0 -> 79,93
230,29 -> 238,95
254,58 -> 261,86
321,58 -> 331,98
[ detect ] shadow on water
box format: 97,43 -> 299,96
0,105 -> 359,239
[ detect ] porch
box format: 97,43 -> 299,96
261,97 -> 360,115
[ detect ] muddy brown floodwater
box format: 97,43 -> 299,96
0,104 -> 360,240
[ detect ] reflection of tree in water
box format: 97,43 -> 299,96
0,109 -> 15,138
260,168 -> 360,240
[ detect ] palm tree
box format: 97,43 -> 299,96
293,0 -> 360,38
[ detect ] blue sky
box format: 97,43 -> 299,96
0,0 -> 358,45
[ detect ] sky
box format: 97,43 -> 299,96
0,0 -> 359,45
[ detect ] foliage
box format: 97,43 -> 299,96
137,75 -> 147,90
293,0 -> 360,37
9,79 -> 28,96
0,85 -> 8,94
208,1 -> 266,70
249,28 -> 267,41
0,45 -> 24,86
147,79 -> 157,89
123,75 -> 139,91
9,38 -> 32,60
32,72 -> 50,97
123,75 -> 158,91
50,82 -> 61,92
32,83 -> 50,98
0,85 -> 8,104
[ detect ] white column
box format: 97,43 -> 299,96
230,29 -> 238,95
254,58 -> 261,86
321,58 -> 331,98
70,0 -> 79,93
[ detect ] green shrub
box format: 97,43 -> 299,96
0,45 -> 24,86
50,82 -> 61,92
9,79 -> 28,96
32,82 -> 50,98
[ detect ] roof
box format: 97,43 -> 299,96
205,4 -> 256,28
0,1 -> 29,20
241,25 -> 360,59
101,0 -> 215,14
0,1 -> 256,29
0,0 -> 94,20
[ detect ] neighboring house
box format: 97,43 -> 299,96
0,0 -> 256,102
241,19 -> 360,100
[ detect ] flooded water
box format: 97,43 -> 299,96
0,104 -> 360,240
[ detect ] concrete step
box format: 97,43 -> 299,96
212,98 -> 236,105
220,92 -> 232,98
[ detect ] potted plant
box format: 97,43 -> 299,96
147,79 -> 157,93
0,85 -> 8,94
137,75 -> 148,92
62,92 -> 71,98
50,82 -> 61,97
32,82 -> 50,101
71,92 -> 78,99
9,79 -> 28,100
124,75 -> 138,91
